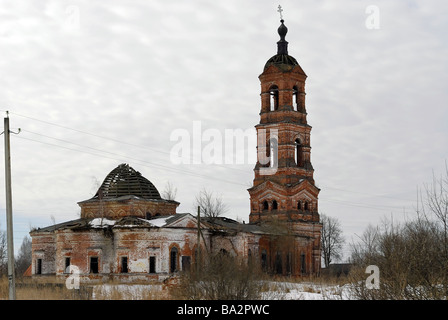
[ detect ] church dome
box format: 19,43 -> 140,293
263,19 -> 300,72
92,163 -> 161,200
264,54 -> 299,71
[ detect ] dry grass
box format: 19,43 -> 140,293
0,276 -> 171,300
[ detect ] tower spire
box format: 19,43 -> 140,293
276,5 -> 288,55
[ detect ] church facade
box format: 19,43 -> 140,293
29,18 -> 322,282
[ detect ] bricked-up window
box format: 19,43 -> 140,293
170,247 -> 178,273
286,252 -> 292,275
275,252 -> 282,274
182,256 -> 191,272
36,259 -> 42,274
261,250 -> 268,272
90,257 -> 99,274
300,253 -> 306,274
121,257 -> 128,273
64,257 -> 71,273
149,256 -> 156,273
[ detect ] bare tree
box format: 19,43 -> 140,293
162,181 -> 177,201
321,214 -> 345,268
194,188 -> 228,220
0,227 -> 7,276
15,236 -> 32,277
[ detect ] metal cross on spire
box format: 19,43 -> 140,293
277,5 -> 284,20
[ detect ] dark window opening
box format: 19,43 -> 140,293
64,257 -> 71,273
298,201 -> 302,210
170,247 -> 178,273
149,256 -> 156,274
263,200 -> 269,211
304,202 -> 309,211
145,212 -> 151,219
272,200 -> 278,210
90,257 -> 99,274
36,259 -> 42,275
121,256 -> 128,273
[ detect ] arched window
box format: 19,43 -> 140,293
263,200 -> 269,211
170,246 -> 178,273
272,200 -> 278,210
297,201 -> 302,210
293,86 -> 299,111
304,202 -> 309,211
269,85 -> 279,111
295,138 -> 303,167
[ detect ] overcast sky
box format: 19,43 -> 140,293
0,0 -> 447,258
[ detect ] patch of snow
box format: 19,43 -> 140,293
140,216 -> 172,227
89,218 -> 116,228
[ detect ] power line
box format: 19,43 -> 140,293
7,110 -> 250,174
6,110 -> 418,212
14,134 -> 248,187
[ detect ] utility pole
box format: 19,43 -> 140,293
4,113 -> 16,300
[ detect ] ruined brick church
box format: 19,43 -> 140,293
30,18 -> 322,282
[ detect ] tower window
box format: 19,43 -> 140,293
295,138 -> 303,167
272,200 -> 278,210
263,200 -> 269,211
304,202 -> 309,211
293,86 -> 299,111
298,201 -> 302,210
269,85 -> 279,111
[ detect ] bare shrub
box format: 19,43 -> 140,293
174,253 -> 263,300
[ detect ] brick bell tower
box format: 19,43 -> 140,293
248,17 -> 321,231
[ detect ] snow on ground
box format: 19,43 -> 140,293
91,281 -> 356,300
